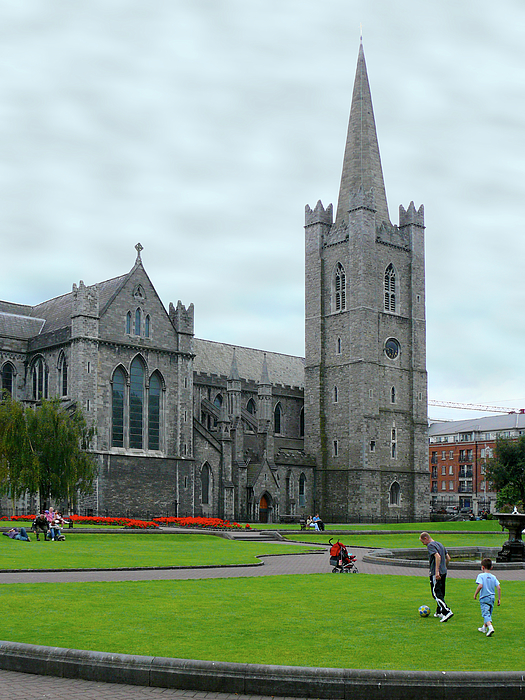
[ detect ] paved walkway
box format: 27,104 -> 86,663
1,541 -> 524,698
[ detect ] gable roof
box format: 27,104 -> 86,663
0,311 -> 45,339
193,338 -> 304,389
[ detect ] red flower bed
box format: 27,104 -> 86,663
6,515 -> 250,530
153,517 -> 249,530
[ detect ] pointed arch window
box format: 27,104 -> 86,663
126,311 -> 132,334
389,481 -> 401,506
384,264 -> 396,312
111,367 -> 126,448
129,357 -> 145,448
58,353 -> 68,397
201,462 -> 211,505
247,398 -> 256,415
1,362 -> 15,397
299,473 -> 306,507
336,337 -> 342,355
274,402 -> 282,434
333,263 -> 346,312
31,357 -> 48,400
148,372 -> 161,450
134,308 -> 141,336
145,314 -> 150,338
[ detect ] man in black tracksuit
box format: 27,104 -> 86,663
419,532 -> 454,622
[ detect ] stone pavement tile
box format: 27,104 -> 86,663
0,670 -> 308,700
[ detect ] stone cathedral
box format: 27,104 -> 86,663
0,43 -> 429,522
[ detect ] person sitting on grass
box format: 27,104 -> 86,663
474,558 -> 501,637
32,512 -> 50,541
50,512 -> 65,541
2,527 -> 31,542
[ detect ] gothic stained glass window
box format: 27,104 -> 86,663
389,481 -> 400,506
1,362 -> 14,397
148,372 -> 161,450
58,353 -> 68,397
32,357 -> 48,400
201,463 -> 211,504
129,357 -> 144,448
274,402 -> 282,434
112,368 -> 125,447
299,473 -> 306,506
145,314 -> 150,338
247,398 -> 256,415
334,263 -> 346,312
384,263 -> 396,312
134,308 -> 141,336
126,311 -> 131,334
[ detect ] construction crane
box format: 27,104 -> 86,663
428,400 -> 525,414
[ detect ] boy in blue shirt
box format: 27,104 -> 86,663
474,558 -> 501,637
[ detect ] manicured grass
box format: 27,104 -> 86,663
0,533 -> 321,570
252,520 -> 501,531
285,532 -> 506,549
1,574 -> 523,671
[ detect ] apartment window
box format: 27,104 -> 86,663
449,481 -> 454,490
441,465 -> 446,476
449,465 -> 454,475
441,482 -> 446,491
441,451 -> 446,460
449,450 -> 454,460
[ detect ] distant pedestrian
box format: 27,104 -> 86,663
474,558 -> 501,637
419,532 -> 454,622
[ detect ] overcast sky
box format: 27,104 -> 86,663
1,0 -> 524,421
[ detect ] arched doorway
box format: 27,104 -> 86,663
259,493 -> 270,523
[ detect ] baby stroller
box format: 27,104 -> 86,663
329,538 -> 359,573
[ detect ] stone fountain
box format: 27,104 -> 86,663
495,511 -> 525,562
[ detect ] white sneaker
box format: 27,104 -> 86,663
478,627 -> 486,633
434,613 -> 443,619
486,625 -> 494,636
440,611 -> 454,623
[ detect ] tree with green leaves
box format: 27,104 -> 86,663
486,436 -> 525,511
0,395 -> 39,514
0,397 -> 97,512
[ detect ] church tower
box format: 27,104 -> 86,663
304,41 -> 429,521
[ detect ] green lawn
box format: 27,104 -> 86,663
253,520 -> 502,531
0,533 -> 321,570
1,574 -> 523,671
284,532 -> 506,549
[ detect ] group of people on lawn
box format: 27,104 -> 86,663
2,507 -> 67,542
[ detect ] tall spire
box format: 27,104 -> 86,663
335,41 -> 390,227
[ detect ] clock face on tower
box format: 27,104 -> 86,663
384,338 -> 400,360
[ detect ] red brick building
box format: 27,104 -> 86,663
429,413 -> 525,514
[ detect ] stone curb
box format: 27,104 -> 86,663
0,641 -> 524,699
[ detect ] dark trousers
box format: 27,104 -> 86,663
430,573 -> 452,616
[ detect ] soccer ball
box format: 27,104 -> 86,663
418,605 -> 430,617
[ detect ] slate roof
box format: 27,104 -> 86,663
429,412 -> 525,436
193,338 -> 304,388
0,311 -> 46,339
